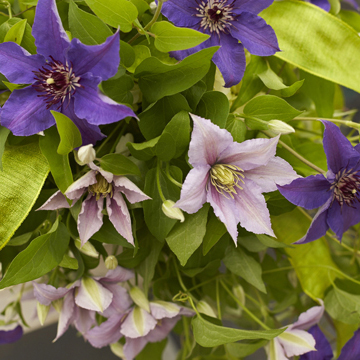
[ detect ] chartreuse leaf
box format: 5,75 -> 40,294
0,126 -> 10,171
166,204 -> 209,266
68,0 -> 113,45
135,46 -> 219,103
129,0 -> 149,16
51,111 -> 82,155
127,136 -> 160,161
85,0 -> 138,33
333,320 -> 359,356
0,220 -> 70,289
0,141 -> 49,250
126,45 -> 151,73
4,19 -> 26,45
98,154 -> 141,176
192,316 -> 284,347
271,208 -> 338,299
226,340 -> 268,358
39,127 -> 73,193
151,21 -> 209,52
339,10 -> 360,32
261,0 -> 360,93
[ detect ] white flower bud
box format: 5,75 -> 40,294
37,131 -> 45,136
105,255 -> 118,270
76,144 -> 96,165
162,200 -> 185,222
74,238 -> 99,258
268,120 -> 295,135
149,1 -> 157,14
115,133 -> 134,156
129,287 -> 150,313
37,302 -> 50,326
197,300 -> 217,318
110,343 -> 125,358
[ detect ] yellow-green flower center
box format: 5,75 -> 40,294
209,164 -> 245,199
88,173 -> 113,200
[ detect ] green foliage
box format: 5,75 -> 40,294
98,154 -> 141,176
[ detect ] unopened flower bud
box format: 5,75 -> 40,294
149,1 -> 157,14
75,238 -> 99,258
52,298 -> 63,313
268,120 -> 295,135
233,284 -> 246,306
197,300 -> 217,318
110,342 -> 125,358
129,287 -> 150,313
115,133 -> 134,156
37,302 -> 50,326
162,200 -> 185,222
105,255 -> 118,270
76,144 -> 96,165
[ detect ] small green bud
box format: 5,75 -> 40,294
268,120 -> 295,135
110,342 -> 125,358
197,300 -> 217,318
162,200 -> 185,222
105,255 -> 118,270
74,238 -> 99,258
37,302 -> 50,326
233,284 -> 246,306
129,287 -> 150,313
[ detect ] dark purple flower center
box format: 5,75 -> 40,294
89,173 -> 113,200
196,0 -> 235,34
32,56 -> 81,109
330,168 -> 360,208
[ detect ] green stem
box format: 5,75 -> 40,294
109,123 -> 127,154
216,279 -> 222,321
156,160 -> 167,202
165,163 -> 182,188
292,117 -> 360,130
95,121 -> 123,156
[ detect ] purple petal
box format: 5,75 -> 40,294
355,144 -> 360,154
33,282 -> 71,305
0,42 -> 44,83
1,87 -> 55,136
299,325 -> 333,360
113,177 -> 151,204
123,337 -> 148,360
279,328 -> 316,357
233,0 -> 274,14
32,0 -> 70,62
101,283 -> 133,315
161,0 -> 201,28
77,195 -> 104,245
88,162 -> 114,183
149,301 -> 181,320
291,300 -> 324,331
175,166 -> 210,214
107,192 -> 134,246
189,114 -> 234,167
338,328 -> 360,360
120,307 -> 157,338
68,31 -> 120,80
85,314 -> 123,348
230,11 -> 279,56
0,325 -> 23,345
98,266 -> 134,283
74,307 -> 96,334
246,157 -> 300,193
170,39 -> 208,61
218,136 -> 279,171
55,292 -> 76,341
322,121 -> 360,174
65,170 -> 96,200
211,34 -> 246,87
309,0 -> 331,11
277,174 -> 331,210
37,190 -> 71,211
145,317 -> 179,342
74,74 -> 136,126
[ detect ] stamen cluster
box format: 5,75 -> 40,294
88,173 -> 113,200
33,56 -> 81,109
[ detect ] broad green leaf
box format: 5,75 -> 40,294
339,10 -> 360,32
39,127 -> 73,193
0,141 -> 49,250
120,40 -> 136,68
102,74 -> 134,104
98,154 -> 141,176
202,210 -> 227,255
2,81 -> 27,92
0,221 -> 70,289
51,111 -> 82,155
223,246 -> 266,293
129,0 -> 149,16
127,136 -> 160,161
136,339 -> 167,360
4,19 -> 26,45
262,1 -> 360,93
68,0 -> 113,45
135,46 -> 219,103
0,126 -> 10,171
126,45 -> 151,73
151,21 -> 209,52
192,316 -> 284,347
266,190 -> 297,216
182,80 -> 207,111
226,340 -> 268,358
59,253 -> 79,269
334,320 -> 359,356
166,204 -> 209,266
85,0 -> 138,33
226,114 -> 246,143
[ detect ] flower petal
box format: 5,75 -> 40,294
33,282 -> 71,305
230,11 -> 279,56
67,31 -> 120,80
32,0 -> 70,62
278,328 -> 316,357
37,190 -> 71,211
55,292 -> 76,341
101,283 -> 133,315
0,325 -> 23,345
277,174 -> 331,210
99,266 -> 134,283
113,176 -> 151,204
292,300 -> 324,331
150,301 -> 181,320
74,74 -> 136,126
1,87 -> 55,136
0,42 -> 44,83
161,0 -> 201,28
77,195 -> 104,245
88,162 -> 114,183
123,337 -> 148,360
175,165 -> 210,214
65,170 -> 96,200
233,0 -> 274,14
299,325 -> 333,360
338,328 -> 360,360
145,316 -> 180,342
74,306 -> 95,334
266,338 -> 289,360
120,307 -> 157,338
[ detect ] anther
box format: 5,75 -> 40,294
46,78 -> 55,85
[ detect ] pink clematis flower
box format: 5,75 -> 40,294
39,162 -> 151,246
175,114 -> 299,243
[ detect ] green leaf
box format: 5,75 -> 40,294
2,81 -> 28,92
166,204 -> 209,266
68,0 -> 113,45
0,126 -> 10,171
243,95 -> 302,122
225,114 -> 246,143
135,46 -> 219,103
136,339 -> 167,360
98,154 -> 141,176
102,74 -> 134,104
127,136 -> 160,161
4,19 -> 26,45
223,246 -> 266,293
266,190 -> 297,216
339,9 -> 360,32
129,0 -> 149,16
192,316 -> 284,347
0,142 -> 49,250
39,127 -> 73,193
202,210 -> 227,256
226,340 -> 268,358
0,221 -> 70,289
151,21 -> 209,52
59,253 -> 79,269
262,0 -> 360,93
85,0 -> 138,33
182,80 -> 207,111
126,45 -> 152,73
51,111 -> 82,155
120,40 -> 136,68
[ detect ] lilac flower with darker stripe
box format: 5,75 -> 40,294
160,0 -> 279,87
0,0 -> 136,145
278,121 -> 360,244
175,114 -> 299,244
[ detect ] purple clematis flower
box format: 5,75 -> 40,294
39,162 -> 151,246
33,266 -> 133,341
0,0 -> 136,145
175,114 -> 299,244
278,121 -> 360,244
160,0 -> 280,87
0,325 -> 23,345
